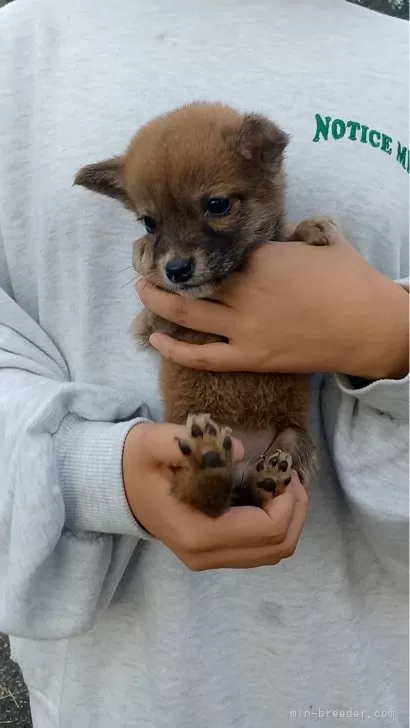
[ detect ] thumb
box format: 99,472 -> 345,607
129,421 -> 244,467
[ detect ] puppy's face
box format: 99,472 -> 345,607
75,103 -> 288,298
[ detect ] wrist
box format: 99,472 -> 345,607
56,415 -> 147,536
122,423 -> 153,496
122,422 -> 161,528
345,275 -> 409,381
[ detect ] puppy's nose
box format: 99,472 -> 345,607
165,257 -> 194,283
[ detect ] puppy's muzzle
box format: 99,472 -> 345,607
165,257 -> 195,283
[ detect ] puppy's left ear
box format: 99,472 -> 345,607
228,114 -> 289,169
74,155 -> 128,203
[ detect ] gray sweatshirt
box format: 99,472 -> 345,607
0,0 -> 408,726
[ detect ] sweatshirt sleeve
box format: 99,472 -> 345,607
0,238 -> 153,639
331,278 -> 409,591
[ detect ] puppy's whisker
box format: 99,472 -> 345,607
117,265 -> 134,273
121,274 -> 139,288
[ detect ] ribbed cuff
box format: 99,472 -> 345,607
55,414 -> 152,537
335,373 -> 409,421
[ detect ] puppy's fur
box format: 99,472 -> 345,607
75,102 -> 337,517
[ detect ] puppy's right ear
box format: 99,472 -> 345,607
226,115 -> 289,170
74,156 -> 127,203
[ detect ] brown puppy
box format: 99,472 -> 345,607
75,102 -> 337,517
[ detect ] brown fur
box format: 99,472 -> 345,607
75,102 -> 337,517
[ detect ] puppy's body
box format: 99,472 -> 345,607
75,102 -> 336,516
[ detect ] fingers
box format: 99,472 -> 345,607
133,429 -> 308,570
197,479 -> 301,551
149,333 -> 244,372
137,280 -> 233,337
173,479 -> 308,570
165,475 -> 306,557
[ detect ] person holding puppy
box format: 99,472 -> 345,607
0,1 -> 408,727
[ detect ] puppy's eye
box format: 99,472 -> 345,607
141,216 -> 157,234
204,197 -> 232,217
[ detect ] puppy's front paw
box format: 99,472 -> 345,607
293,216 -> 339,246
172,414 -> 234,518
132,236 -> 152,276
131,309 -> 157,348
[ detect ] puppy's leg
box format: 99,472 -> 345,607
172,414 -> 235,518
234,426 -> 317,508
131,308 -> 156,345
132,235 -> 154,277
131,236 -> 169,345
272,426 -> 318,486
291,216 -> 339,246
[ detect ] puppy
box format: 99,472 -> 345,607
75,102 -> 337,517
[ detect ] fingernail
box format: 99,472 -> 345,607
149,333 -> 160,348
232,437 -> 245,461
136,280 -> 144,294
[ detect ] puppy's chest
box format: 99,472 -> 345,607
162,362 -> 281,427
159,356 -> 307,434
138,312 -> 308,430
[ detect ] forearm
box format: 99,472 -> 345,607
341,274 -> 409,382
0,367 -> 152,638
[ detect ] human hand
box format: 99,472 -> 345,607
137,233 -> 409,380
123,423 -> 307,570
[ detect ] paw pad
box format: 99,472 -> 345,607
251,449 -> 293,501
177,414 -> 233,474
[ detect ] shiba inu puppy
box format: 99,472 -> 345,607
75,102 -> 337,517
